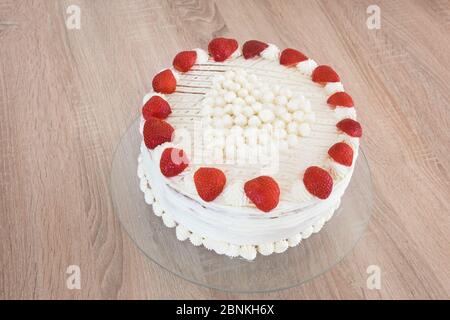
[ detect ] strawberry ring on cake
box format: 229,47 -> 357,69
137,38 -> 362,260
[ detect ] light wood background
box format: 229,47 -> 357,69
1,0 -> 449,299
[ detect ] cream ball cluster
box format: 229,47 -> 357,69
199,69 -> 316,156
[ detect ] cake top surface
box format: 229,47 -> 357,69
140,38 -> 362,213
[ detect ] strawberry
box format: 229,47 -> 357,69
143,117 -> 174,149
312,65 -> 340,84
328,142 -> 354,166
152,69 -> 177,94
194,167 -> 227,202
244,176 -> 280,212
242,40 -> 268,59
208,37 -> 238,62
142,96 -> 172,120
336,118 -> 362,137
172,50 -> 197,72
280,48 -> 308,67
327,91 -> 354,107
303,166 -> 333,199
159,147 -> 189,177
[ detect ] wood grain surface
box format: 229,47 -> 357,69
1,0 -> 449,299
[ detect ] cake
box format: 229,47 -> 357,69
137,38 -> 362,260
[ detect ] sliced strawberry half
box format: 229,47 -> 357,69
152,69 -> 177,94
336,118 -> 362,137
242,40 -> 268,59
208,37 -> 238,62
328,142 -> 354,167
172,50 -> 197,72
327,91 -> 354,108
160,147 -> 189,177
312,65 -> 340,84
303,166 -> 333,199
280,48 -> 308,67
194,167 -> 227,202
244,176 -> 280,212
142,96 -> 172,120
143,117 -> 174,149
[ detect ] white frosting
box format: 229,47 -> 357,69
260,44 -> 280,61
226,244 -> 240,257
274,239 -> 289,253
144,189 -> 155,204
258,243 -> 275,256
176,224 -> 191,241
162,213 -> 176,228
220,180 -> 249,206
194,48 -> 209,64
297,59 -> 318,76
329,159 -> 351,180
239,245 -> 257,260
334,107 -> 357,120
189,233 -> 203,246
325,82 -> 344,95
288,180 -> 314,202
287,234 -> 302,247
140,147 -> 353,246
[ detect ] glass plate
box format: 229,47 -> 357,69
110,118 -> 373,292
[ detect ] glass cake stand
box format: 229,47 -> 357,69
110,117 -> 373,293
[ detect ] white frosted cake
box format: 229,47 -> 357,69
137,38 -> 363,260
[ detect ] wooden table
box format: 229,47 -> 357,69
1,0 -> 449,299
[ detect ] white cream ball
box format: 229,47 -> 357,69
275,128 -> 287,139
248,115 -> 261,127
224,103 -> 233,114
298,122 -> 311,136
215,96 -> 226,107
242,106 -> 255,117
251,89 -> 262,99
234,114 -> 247,126
231,104 -> 243,116
231,82 -> 241,92
251,102 -> 263,113
293,110 -> 305,121
230,125 -> 243,136
237,88 -> 249,98
258,109 -> 275,123
222,114 -> 233,128
274,95 -> 288,106
274,119 -> 285,129
262,91 -> 275,103
287,122 -> 298,134
224,91 -> 237,103
260,123 -> 273,133
245,95 -> 256,105
286,99 -> 301,112
214,107 -> 225,117
223,79 -> 234,90
233,97 -> 246,106
281,112 -> 292,123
